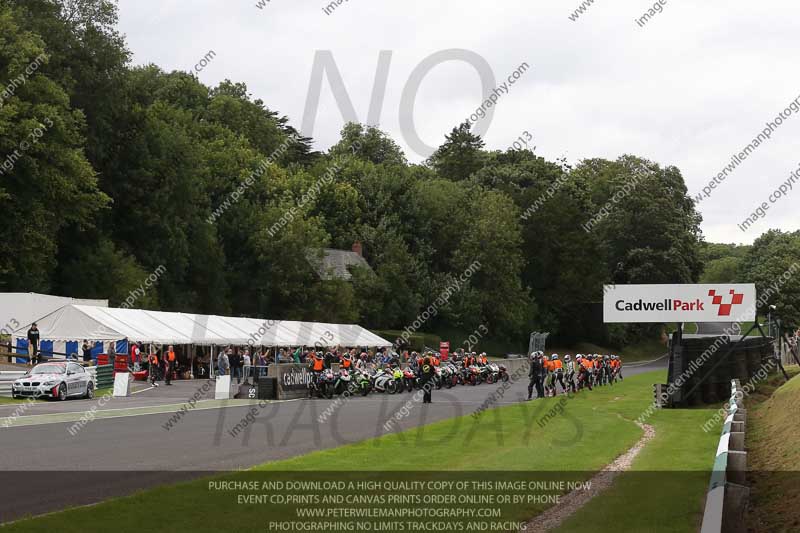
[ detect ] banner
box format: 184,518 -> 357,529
603,284 -> 757,323
439,341 -> 450,361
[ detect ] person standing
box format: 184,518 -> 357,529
26,323 -> 40,365
217,349 -> 230,376
148,350 -> 160,387
527,352 -> 545,400
258,350 -> 268,377
243,350 -> 252,383
82,340 -> 93,364
130,342 -> 141,372
420,354 -> 435,404
164,345 -> 176,385
230,349 -> 242,384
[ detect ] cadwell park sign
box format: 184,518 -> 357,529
603,284 -> 757,323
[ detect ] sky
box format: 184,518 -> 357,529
115,0 -> 800,245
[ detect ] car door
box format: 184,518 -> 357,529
66,363 -> 84,396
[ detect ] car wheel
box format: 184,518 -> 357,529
85,382 -> 95,399
57,383 -> 68,401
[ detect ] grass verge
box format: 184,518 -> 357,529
746,365 -> 800,532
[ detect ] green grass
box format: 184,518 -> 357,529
745,365 -> 800,532
3,371 -> 720,533
554,380 -> 736,532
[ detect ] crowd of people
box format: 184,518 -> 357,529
526,352 -> 623,400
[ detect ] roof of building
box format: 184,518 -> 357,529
307,249 -> 372,281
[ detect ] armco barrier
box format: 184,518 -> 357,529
700,379 -> 749,533
0,371 -> 25,397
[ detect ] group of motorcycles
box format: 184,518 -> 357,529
308,359 -> 510,399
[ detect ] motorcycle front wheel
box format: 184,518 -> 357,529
323,383 -> 334,399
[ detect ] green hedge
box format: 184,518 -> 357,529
370,330 -> 442,352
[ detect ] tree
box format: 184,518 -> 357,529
329,123 -> 407,167
740,230 -> 800,327
0,2 -> 109,291
427,122 -> 487,181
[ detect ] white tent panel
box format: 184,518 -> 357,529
12,304 -> 392,348
15,304 -> 124,342
82,307 -> 192,345
1,292 -> 107,334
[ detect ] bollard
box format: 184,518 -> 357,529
215,375 -> 231,400
112,372 -> 131,397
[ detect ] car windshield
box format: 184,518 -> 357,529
30,365 -> 66,375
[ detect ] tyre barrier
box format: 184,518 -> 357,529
94,365 -> 114,389
700,379 -> 749,533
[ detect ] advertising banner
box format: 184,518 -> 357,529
276,364 -> 313,400
603,284 -> 757,323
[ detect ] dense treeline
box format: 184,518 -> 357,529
700,233 -> 800,327
1,1 -> 795,346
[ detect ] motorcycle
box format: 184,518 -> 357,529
308,368 -> 336,399
332,368 -> 352,396
467,365 -> 482,386
439,363 -> 458,389
392,367 -> 405,394
486,363 -> 510,384
352,367 -> 372,396
402,367 -> 417,392
433,366 -> 443,390
372,368 -> 397,394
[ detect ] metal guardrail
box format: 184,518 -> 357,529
0,371 -> 25,397
700,379 -> 749,533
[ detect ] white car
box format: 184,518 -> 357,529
12,361 -> 94,400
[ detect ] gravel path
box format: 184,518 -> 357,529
520,421 -> 656,532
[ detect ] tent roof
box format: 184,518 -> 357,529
13,305 -> 391,347
0,292 -> 107,335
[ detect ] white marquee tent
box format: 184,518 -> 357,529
0,292 -> 107,335
12,304 -> 392,348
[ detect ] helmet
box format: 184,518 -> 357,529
564,354 -> 571,361
551,354 -> 558,360
576,355 -> 582,361
604,355 -> 609,360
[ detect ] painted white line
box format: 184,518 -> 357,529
131,386 -> 155,395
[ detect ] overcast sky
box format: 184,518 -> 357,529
116,0 -> 800,245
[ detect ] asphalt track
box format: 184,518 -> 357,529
0,358 -> 667,524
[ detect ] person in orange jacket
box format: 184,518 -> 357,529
148,351 -> 160,386
551,354 -> 565,395
164,345 -> 176,385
